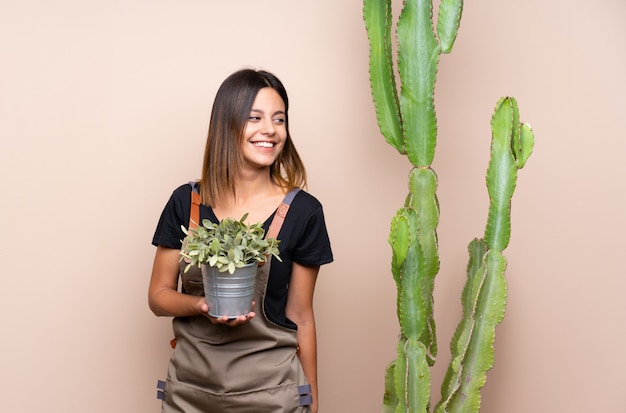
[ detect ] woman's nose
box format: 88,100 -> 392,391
261,118 -> 275,135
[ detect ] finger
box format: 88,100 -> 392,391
230,312 -> 255,326
207,315 -> 230,324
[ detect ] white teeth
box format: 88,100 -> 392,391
253,142 -> 274,148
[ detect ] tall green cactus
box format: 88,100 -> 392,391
364,1 -> 534,412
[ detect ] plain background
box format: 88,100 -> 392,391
1,0 -> 625,412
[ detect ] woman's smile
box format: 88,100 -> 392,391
251,141 -> 276,148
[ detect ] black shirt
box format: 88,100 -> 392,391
152,183 -> 333,328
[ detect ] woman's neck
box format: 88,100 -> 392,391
213,172 -> 286,224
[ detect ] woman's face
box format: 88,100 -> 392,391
240,87 -> 287,171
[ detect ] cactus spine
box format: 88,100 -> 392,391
364,0 -> 534,412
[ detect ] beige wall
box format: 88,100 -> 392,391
1,1 -> 625,412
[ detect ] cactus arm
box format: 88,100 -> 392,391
391,206 -> 427,340
364,0 -> 405,153
484,97 -> 534,252
390,211 -> 411,270
435,239 -> 488,413
445,251 -> 508,413
383,361 -> 399,413
397,0 -> 441,167
393,338 -> 431,413
407,167 -> 440,363
387,203 -> 433,413
484,97 -> 519,251
407,168 -> 440,278
513,122 -> 534,168
463,239 -> 490,307
436,98 -> 533,412
436,0 -> 464,54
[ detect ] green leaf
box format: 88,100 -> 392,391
209,255 -> 218,267
179,212 -> 281,273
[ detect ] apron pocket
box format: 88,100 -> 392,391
161,378 -> 310,413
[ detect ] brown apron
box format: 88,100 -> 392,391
158,188 -> 311,413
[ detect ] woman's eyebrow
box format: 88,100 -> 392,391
250,108 -> 286,116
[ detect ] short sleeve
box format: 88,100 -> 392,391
152,184 -> 192,249
291,203 -> 333,267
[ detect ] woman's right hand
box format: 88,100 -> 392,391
149,246 -> 258,323
149,246 -> 215,317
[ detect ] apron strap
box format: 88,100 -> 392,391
298,384 -> 313,406
171,182 -> 201,350
189,181 -> 200,230
156,380 -> 166,400
266,188 -> 301,240
188,182 -> 299,238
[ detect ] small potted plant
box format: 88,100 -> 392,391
180,214 -> 281,318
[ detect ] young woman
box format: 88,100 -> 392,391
149,69 -> 333,413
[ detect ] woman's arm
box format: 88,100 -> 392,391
148,246 -> 255,325
148,246 -> 208,317
286,262 -> 320,413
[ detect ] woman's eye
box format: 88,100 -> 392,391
248,116 -> 261,121
273,118 -> 285,124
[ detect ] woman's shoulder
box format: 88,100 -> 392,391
159,182 -> 198,216
288,189 -> 328,222
165,181 -> 197,205
171,181 -> 196,196
152,182 -> 196,248
291,188 -> 323,209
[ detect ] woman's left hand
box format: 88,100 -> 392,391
204,300 -> 256,326
208,312 -> 256,326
